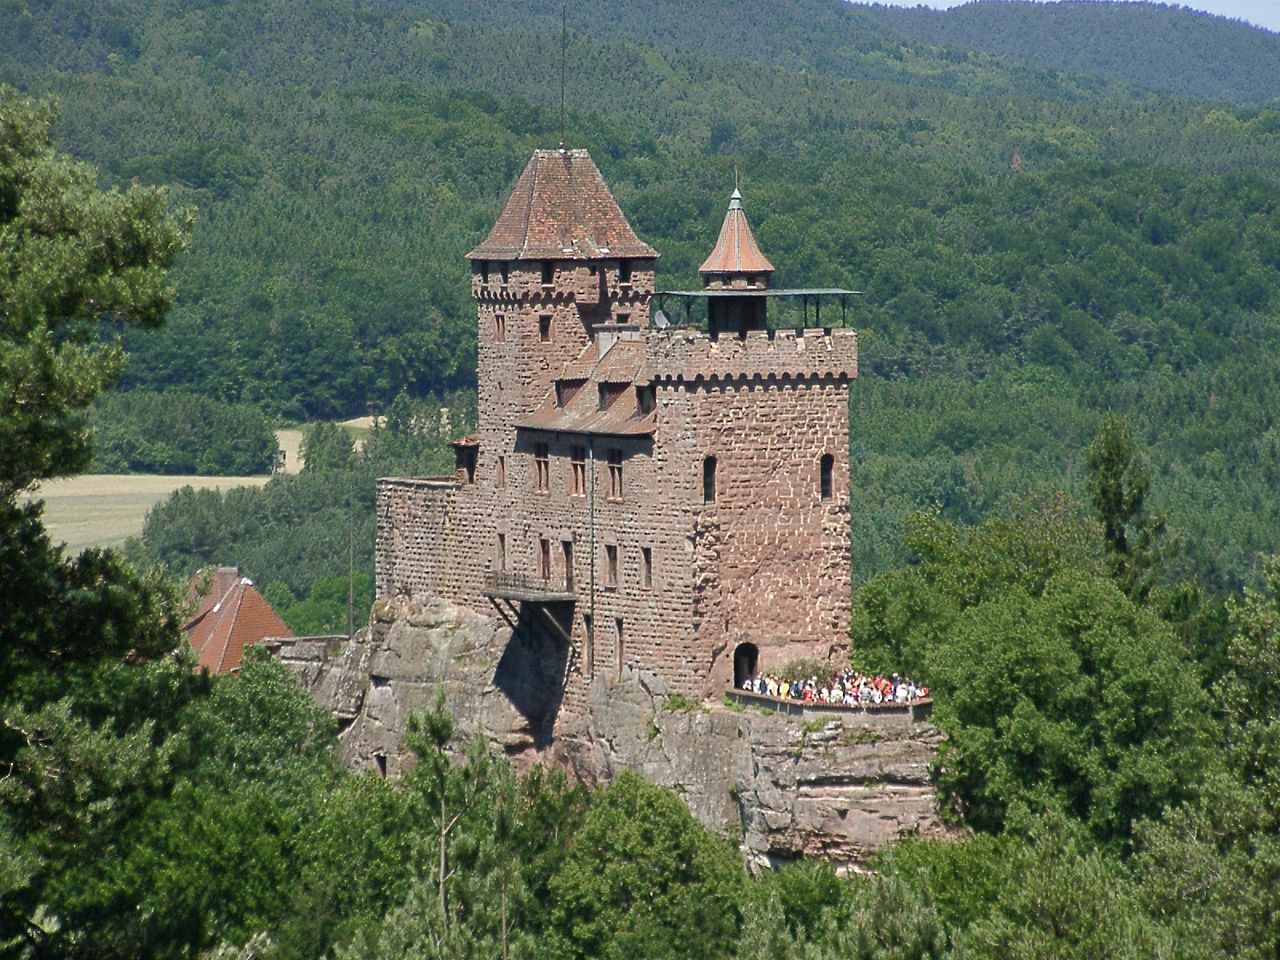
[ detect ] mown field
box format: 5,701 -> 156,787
30,474 -> 273,555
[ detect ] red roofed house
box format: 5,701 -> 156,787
184,566 -> 294,674
375,148 -> 857,742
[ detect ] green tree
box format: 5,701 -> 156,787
546,770 -> 744,960
0,87 -> 196,957
0,86 -> 189,496
301,421 -> 355,473
1084,414 -> 1168,602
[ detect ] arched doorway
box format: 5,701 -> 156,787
733,643 -> 759,689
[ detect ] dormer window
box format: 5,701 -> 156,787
598,383 -> 626,411
636,385 -> 655,414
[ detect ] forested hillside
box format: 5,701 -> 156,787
6,0 -> 1280,597
864,0 -> 1280,106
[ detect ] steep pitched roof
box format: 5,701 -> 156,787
699,188 -> 775,277
467,149 -> 659,262
519,339 -> 656,437
184,567 -> 293,675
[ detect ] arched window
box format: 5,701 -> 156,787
820,453 -> 834,501
703,455 -> 717,504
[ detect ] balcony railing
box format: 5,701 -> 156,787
484,570 -> 576,603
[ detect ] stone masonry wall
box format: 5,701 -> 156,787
272,597 -> 947,872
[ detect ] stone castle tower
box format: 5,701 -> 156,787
375,148 -> 857,735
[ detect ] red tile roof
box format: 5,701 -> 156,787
699,189 -> 775,277
519,339 -> 656,437
184,567 -> 294,675
467,149 -> 659,262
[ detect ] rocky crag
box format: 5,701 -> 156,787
267,597 -> 948,869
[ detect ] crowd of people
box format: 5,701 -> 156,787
740,668 -> 929,706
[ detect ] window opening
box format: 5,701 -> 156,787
480,262 -> 490,285
539,314 -> 553,342
641,547 -> 653,590
497,533 -> 506,571
494,312 -> 506,341
615,618 -> 625,676
499,261 -> 509,284
497,455 -> 506,489
820,453 -> 834,501
570,446 -> 587,496
636,385 -> 655,414
703,455 -> 717,504
534,443 -> 549,491
538,538 -> 551,581
605,544 -> 618,590
562,540 -> 574,591
618,259 -> 632,284
541,261 -> 554,286
607,449 -> 623,500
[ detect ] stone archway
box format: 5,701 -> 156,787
733,642 -> 759,689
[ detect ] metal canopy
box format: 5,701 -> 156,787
652,288 -> 860,327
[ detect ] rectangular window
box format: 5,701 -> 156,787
562,540 -> 574,591
538,538 -> 551,581
584,614 -> 594,679
820,453 -> 834,501
534,443 -> 549,492
607,448 -> 623,500
570,446 -> 587,496
480,262 -> 490,285
494,312 -> 506,342
605,544 -> 618,590
641,547 -> 652,590
539,314 -> 553,342
636,385 -> 655,414
618,259 -> 632,284
497,455 -> 506,489
496,533 -> 506,571
541,261 -> 554,286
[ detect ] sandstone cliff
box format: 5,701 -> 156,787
267,597 -> 948,870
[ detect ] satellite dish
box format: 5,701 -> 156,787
653,309 -> 671,330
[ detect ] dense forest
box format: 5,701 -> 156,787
7,2 -> 1280,954
6,0 -> 1278,602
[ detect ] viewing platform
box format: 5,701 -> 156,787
726,688 -> 933,724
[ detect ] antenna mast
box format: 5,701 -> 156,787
559,4 -> 567,149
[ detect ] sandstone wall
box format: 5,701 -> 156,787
272,598 -> 947,871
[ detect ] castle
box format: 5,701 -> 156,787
375,148 -> 857,732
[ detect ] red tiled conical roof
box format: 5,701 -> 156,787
699,188 -> 774,278
467,149 -> 658,262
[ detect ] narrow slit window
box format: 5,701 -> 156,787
618,259 -> 632,284
538,538 -> 551,581
541,261 -> 554,286
605,544 -> 618,590
539,314 -> 553,342
497,454 -> 506,489
570,446 -> 587,496
820,453 -> 834,501
562,540 -> 574,591
496,533 -> 506,571
534,443 -> 549,492
615,617 -> 624,676
607,448 -> 623,500
641,547 -> 652,590
703,455 -> 717,504
494,312 -> 505,342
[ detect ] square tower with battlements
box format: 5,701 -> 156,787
375,148 -> 856,733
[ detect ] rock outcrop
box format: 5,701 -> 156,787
267,597 -> 948,870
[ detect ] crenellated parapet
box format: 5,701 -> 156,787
646,326 -> 857,384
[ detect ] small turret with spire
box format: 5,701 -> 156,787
699,184 -> 774,335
